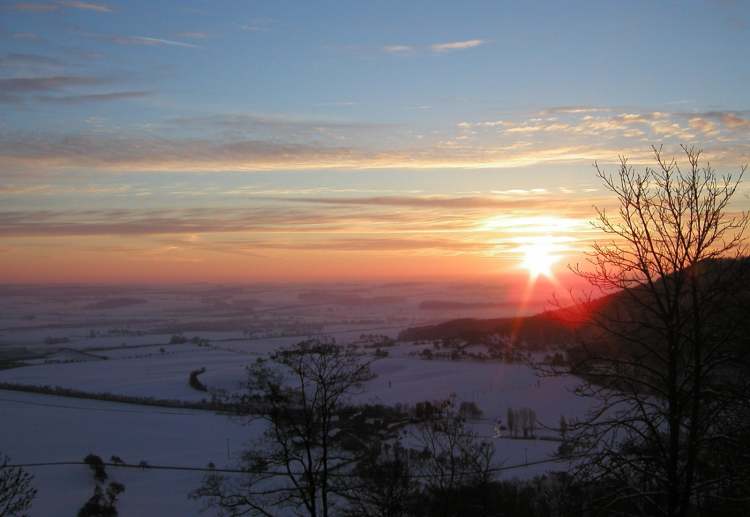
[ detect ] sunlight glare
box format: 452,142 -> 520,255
518,237 -> 562,280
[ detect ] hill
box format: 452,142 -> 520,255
398,297 -> 610,348
399,257 -> 750,350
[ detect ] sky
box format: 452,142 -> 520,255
1,0 -> 749,284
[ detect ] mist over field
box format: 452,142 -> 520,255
0,282 -> 588,515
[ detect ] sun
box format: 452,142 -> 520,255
519,238 -> 561,280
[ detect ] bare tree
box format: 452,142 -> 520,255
192,339 -> 378,517
340,441 -> 417,517
411,397 -> 495,494
0,455 -> 36,517
561,146 -> 750,517
340,397 -> 496,517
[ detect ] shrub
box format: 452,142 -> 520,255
83,454 -> 107,482
189,367 -> 208,392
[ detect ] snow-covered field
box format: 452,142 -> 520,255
0,391 -> 255,516
0,283 -> 586,516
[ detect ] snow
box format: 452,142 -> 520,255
0,347 -> 248,401
360,348 -> 589,426
0,346 -> 591,515
0,391 -> 255,517
0,283 -> 590,515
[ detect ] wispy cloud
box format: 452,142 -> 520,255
0,75 -> 112,104
383,45 -> 414,54
176,32 -> 208,40
540,106 -> 612,115
36,90 -> 152,104
0,184 -> 135,196
0,130 -> 632,173
719,112 -> 750,130
221,236 -> 494,253
313,101 -> 358,107
0,193 -> 594,244
430,39 -> 485,52
58,1 -> 111,12
0,75 -> 107,93
2,107 -> 748,174
240,18 -> 272,32
284,195 -> 560,210
108,35 -> 199,48
382,39 -> 485,55
688,117 -> 720,137
0,53 -> 64,68
459,108 -> 750,143
167,113 -> 392,135
11,32 -> 41,40
9,2 -> 58,12
10,1 -> 111,12
0,206 -> 449,237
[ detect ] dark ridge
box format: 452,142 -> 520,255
399,257 -> 750,351
418,300 -> 518,311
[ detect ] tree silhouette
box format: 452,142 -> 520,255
560,145 -> 750,517
0,454 -> 36,517
192,339 -> 378,517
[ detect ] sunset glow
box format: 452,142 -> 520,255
0,1 -> 748,285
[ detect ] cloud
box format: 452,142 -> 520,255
668,110 -> 750,132
240,18 -> 272,32
285,195 -> 557,210
36,90 -> 152,104
720,113 -> 750,130
167,113 -> 392,136
9,3 -> 58,12
0,133 -> 366,171
688,117 -> 719,136
0,124 -> 669,174
457,120 -> 509,128
314,101 -> 358,107
382,40 -> 485,55
176,32 -> 208,40
0,192 -> 594,254
540,106 -> 612,115
462,109 -> 702,142
430,39 -> 485,52
0,53 -> 64,68
0,75 -> 112,104
220,236 -> 493,253
648,119 -> 694,139
58,1 -> 111,12
107,35 -> 199,48
383,45 -> 414,54
505,125 -> 550,134
0,184 -> 135,196
0,75 -> 107,93
0,193 -> 600,269
0,206 -> 463,237
0,128 -> 636,173
11,32 -> 41,40
10,1 -> 111,12
2,106 -> 747,174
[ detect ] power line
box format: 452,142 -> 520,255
7,455 -> 583,480
0,394 -> 566,444
0,396 -> 198,416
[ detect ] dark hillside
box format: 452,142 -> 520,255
399,258 -> 750,353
